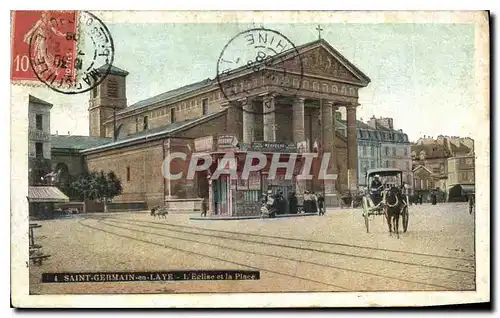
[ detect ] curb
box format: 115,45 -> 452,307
190,213 -> 318,221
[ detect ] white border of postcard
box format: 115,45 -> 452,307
10,10 -> 490,308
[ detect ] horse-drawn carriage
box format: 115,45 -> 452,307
361,168 -> 409,235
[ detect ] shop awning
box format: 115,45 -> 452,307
27,186 -> 69,203
460,184 -> 475,195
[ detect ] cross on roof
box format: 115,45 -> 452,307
316,25 -> 324,39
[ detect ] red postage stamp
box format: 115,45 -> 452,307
11,10 -> 78,82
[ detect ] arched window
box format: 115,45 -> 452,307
55,162 -> 69,175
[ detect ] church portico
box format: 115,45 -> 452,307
221,88 -> 361,205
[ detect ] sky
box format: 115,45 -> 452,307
22,21 -> 477,141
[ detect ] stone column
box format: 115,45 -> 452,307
346,104 -> 358,190
321,100 -> 338,206
263,94 -> 276,142
331,103 -> 338,190
242,101 -> 255,143
292,97 -> 305,143
225,102 -> 243,142
292,97 -> 306,199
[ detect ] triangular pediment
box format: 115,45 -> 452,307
413,165 -> 432,176
273,40 -> 370,86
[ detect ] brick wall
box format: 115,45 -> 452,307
176,112 -> 228,139
102,89 -> 226,138
86,140 -> 165,207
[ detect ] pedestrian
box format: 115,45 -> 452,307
317,193 -> 325,215
200,197 -> 208,217
277,190 -> 286,215
288,191 -> 298,214
267,189 -> 277,218
431,191 -> 437,205
469,194 -> 475,214
303,190 -> 311,213
310,192 -> 318,213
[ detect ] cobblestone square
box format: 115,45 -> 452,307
29,202 -> 476,294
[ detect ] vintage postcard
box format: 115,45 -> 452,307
10,10 -> 490,308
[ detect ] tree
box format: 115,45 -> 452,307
106,171 -> 123,199
97,171 -> 123,212
70,170 -> 123,212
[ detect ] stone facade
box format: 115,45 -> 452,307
84,111 -> 229,207
89,67 -> 129,138
82,38 -> 371,209
412,165 -> 435,191
28,95 -> 52,185
447,155 -> 475,187
411,135 -> 475,199
86,141 -> 165,206
336,116 -> 412,191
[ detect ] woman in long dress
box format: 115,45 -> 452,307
288,191 -> 298,214
310,192 -> 318,213
303,191 -> 311,213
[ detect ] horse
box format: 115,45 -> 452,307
150,205 -> 168,219
382,187 -> 406,238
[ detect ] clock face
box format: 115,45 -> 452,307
216,28 -> 304,115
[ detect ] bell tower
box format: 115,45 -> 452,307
88,65 -> 129,138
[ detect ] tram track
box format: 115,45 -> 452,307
100,215 -> 474,262
80,216 -> 474,290
99,216 -> 475,275
76,219 -> 350,291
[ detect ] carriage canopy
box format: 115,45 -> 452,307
365,168 -> 405,188
365,168 -> 403,178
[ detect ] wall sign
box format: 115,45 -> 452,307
239,141 -> 297,153
217,135 -> 238,149
29,129 -> 50,142
194,136 -> 214,152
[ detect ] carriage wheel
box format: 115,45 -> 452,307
402,206 -> 409,233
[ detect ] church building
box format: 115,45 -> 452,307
81,38 -> 371,216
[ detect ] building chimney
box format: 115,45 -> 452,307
374,117 -> 393,130
68,131 -> 70,135
367,116 -> 377,129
